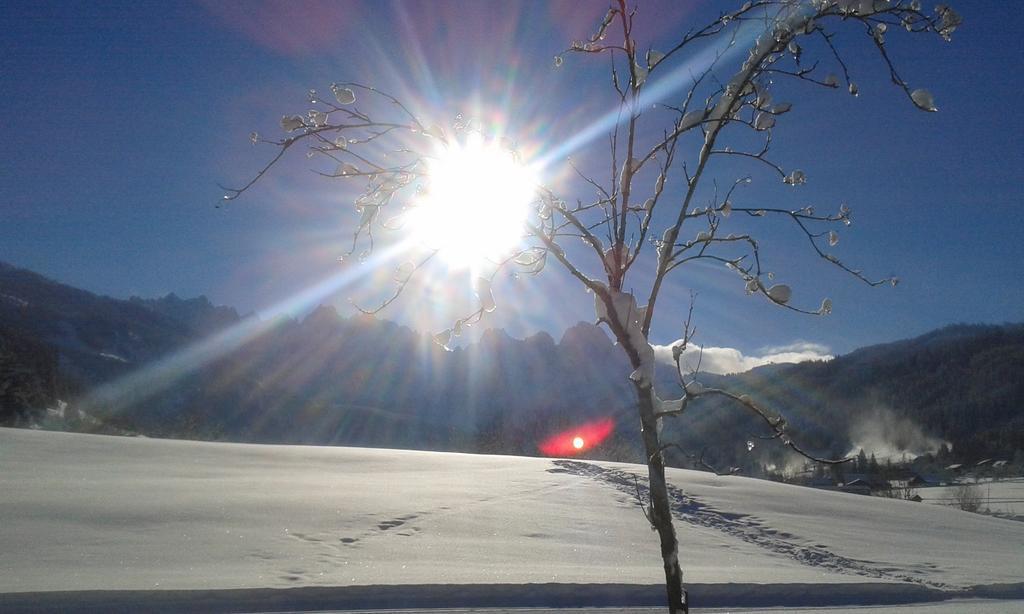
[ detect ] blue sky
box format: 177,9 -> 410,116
1,1 -> 1021,357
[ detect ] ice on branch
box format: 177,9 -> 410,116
603,246 -> 624,273
357,204 -> 377,227
423,124 -> 447,141
514,249 -> 544,266
595,285 -> 655,387
308,110 -> 328,127
634,62 -> 649,87
783,170 -> 807,185
394,262 -> 414,283
754,112 -> 776,131
872,22 -> 887,44
845,0 -> 883,17
658,397 -> 683,414
911,89 -> 938,112
684,380 -> 704,396
819,297 -> 833,315
620,158 -> 641,192
475,278 -> 496,313
935,4 -> 962,41
646,49 -> 665,69
280,115 -> 304,132
331,84 -> 356,105
828,230 -> 839,246
767,284 -> 792,304
432,328 -> 453,352
679,110 -> 704,131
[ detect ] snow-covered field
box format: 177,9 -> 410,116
1,428 -> 1022,613
917,479 -> 1024,517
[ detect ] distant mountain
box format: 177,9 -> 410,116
0,262 -> 204,388
1,261 -> 1022,467
129,293 -> 240,336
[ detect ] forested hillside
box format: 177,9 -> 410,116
1,261 -> 1021,470
667,324 -> 1024,471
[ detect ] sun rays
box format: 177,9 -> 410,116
86,5 -> 775,430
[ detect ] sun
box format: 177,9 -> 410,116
406,133 -> 538,267
572,436 -> 584,450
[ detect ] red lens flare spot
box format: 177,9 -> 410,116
539,418 -> 615,456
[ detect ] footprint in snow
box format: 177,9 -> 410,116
547,459 -> 951,590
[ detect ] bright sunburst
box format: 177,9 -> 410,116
406,133 -> 538,268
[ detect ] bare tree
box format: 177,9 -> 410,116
878,481 -> 919,500
225,2 -> 960,612
951,482 -> 983,513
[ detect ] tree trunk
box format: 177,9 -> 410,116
634,381 -> 688,614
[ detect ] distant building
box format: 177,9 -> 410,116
807,477 -> 835,489
912,474 -> 946,487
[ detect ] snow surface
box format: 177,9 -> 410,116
1,428 -> 1022,610
312,605 -> 1024,614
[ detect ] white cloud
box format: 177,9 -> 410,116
651,340 -> 833,375
758,341 -> 832,356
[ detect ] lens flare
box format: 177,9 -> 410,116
539,418 -> 615,456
